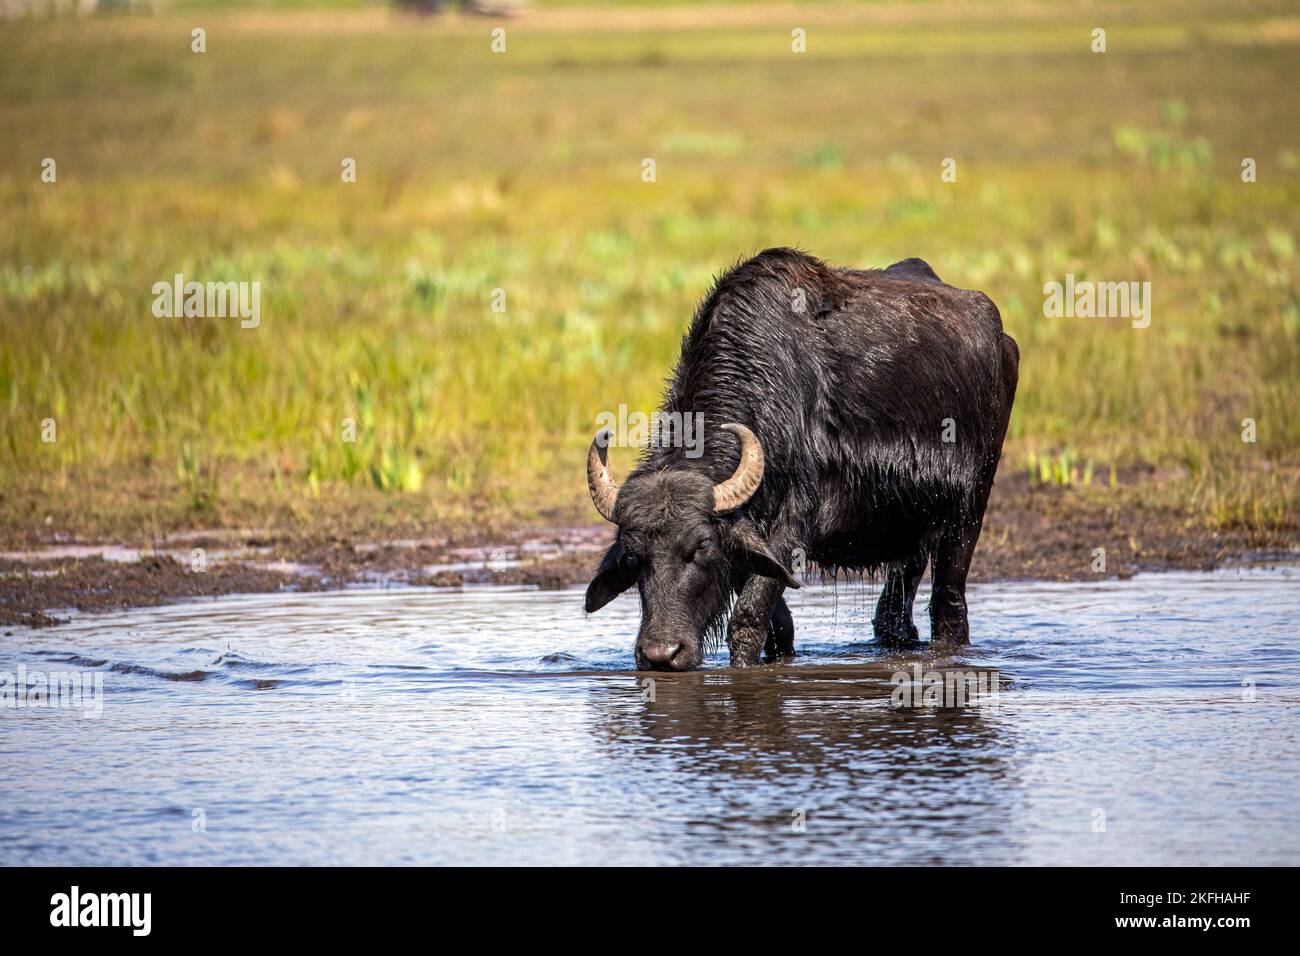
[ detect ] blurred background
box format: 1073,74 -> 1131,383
1,0 -> 1296,546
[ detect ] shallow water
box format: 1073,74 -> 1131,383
2,566 -> 1298,866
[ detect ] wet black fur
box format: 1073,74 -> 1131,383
587,247 -> 1019,669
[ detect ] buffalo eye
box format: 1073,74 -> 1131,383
690,540 -> 713,561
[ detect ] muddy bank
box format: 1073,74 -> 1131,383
2,474 -> 1294,629
0,554 -> 337,629
0,527 -> 605,629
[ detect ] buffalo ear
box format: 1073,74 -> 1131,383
731,520 -> 802,590
585,544 -> 636,613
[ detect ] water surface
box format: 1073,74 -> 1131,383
3,566 -> 1298,865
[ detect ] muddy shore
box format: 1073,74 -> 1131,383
2,473 -> 1294,629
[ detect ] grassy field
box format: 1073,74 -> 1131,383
1,0 -> 1297,545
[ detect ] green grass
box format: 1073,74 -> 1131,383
1,0 -> 1297,536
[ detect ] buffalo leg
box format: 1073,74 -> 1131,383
929,518 -> 984,645
729,575 -> 783,667
930,335 -> 1014,646
763,596 -> 795,661
873,549 -> 927,646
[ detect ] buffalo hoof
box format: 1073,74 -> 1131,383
873,618 -> 921,648
762,640 -> 795,664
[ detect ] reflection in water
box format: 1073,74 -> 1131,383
0,566 -> 1297,865
590,666 -> 1022,864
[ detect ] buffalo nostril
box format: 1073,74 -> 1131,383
641,642 -> 682,665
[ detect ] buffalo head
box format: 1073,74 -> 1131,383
584,423 -> 800,671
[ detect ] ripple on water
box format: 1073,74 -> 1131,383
1,566 -> 1297,865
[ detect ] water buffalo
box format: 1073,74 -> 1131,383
585,248 -> 1019,671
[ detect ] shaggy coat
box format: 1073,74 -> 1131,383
586,247 -> 1019,669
